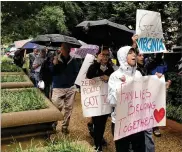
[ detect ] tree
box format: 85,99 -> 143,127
1,2 -> 83,44
1,1 -> 181,46
36,6 -> 67,34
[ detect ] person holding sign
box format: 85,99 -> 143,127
86,46 -> 114,152
108,46 -> 145,152
136,50 -> 155,152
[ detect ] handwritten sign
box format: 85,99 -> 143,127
75,54 -> 95,86
136,9 -> 166,53
81,77 -> 112,117
114,75 -> 166,140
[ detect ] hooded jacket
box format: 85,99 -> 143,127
108,46 -> 142,123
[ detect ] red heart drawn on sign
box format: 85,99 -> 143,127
154,108 -> 165,123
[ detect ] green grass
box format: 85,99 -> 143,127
5,139 -> 93,152
167,103 -> 182,123
1,62 -> 22,72
1,75 -> 27,82
1,88 -> 48,113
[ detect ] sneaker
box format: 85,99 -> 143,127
94,147 -> 102,152
52,122 -> 58,132
62,128 -> 69,135
153,128 -> 161,137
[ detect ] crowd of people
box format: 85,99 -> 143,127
13,35 -> 171,152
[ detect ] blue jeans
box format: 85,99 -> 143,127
145,129 -> 155,152
34,72 -> 40,88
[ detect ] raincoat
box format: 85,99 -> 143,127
108,46 -> 142,123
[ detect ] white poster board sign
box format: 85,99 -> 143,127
75,54 -> 95,86
136,9 -> 166,53
114,75 -> 166,140
81,77 -> 112,117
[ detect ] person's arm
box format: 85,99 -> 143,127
108,74 -> 117,107
49,56 -> 66,75
131,34 -> 138,49
100,65 -> 114,82
39,61 -> 46,81
32,58 -> 41,70
73,59 -> 79,81
86,61 -> 101,79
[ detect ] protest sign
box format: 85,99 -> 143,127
81,77 -> 112,117
136,9 -> 166,53
75,54 -> 95,86
114,75 -> 166,140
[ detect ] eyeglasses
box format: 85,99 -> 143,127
102,54 -> 110,57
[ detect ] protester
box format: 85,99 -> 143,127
13,49 -> 24,68
32,48 -> 46,87
86,46 -> 114,152
29,48 -> 39,86
108,46 -> 145,152
39,47 -> 54,98
145,53 -> 168,137
22,49 -> 30,75
136,50 -> 155,152
50,43 -> 79,134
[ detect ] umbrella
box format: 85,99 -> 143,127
70,44 -> 99,58
22,42 -> 39,49
14,39 -> 32,49
73,19 -> 135,47
78,40 -> 87,46
31,34 -> 81,48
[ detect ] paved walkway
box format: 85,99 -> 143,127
55,93 -> 182,152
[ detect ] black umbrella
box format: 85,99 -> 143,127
31,34 -> 81,48
73,19 -> 135,48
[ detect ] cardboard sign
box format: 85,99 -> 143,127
136,9 -> 166,53
114,75 -> 166,140
81,77 -> 112,117
75,54 -> 95,86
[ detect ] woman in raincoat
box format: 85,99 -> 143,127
108,46 -> 146,152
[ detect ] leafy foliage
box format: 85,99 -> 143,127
36,6 -> 67,34
1,75 -> 26,82
167,104 -> 182,123
166,72 -> 182,106
1,88 -> 48,113
2,2 -> 181,46
165,72 -> 182,123
1,55 -> 14,63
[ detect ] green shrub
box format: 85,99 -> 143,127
166,72 -> 182,106
1,55 -> 14,63
1,88 -> 48,113
1,75 -> 26,82
165,72 -> 182,123
167,103 -> 182,123
1,62 -> 22,72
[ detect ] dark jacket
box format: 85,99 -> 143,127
50,55 -> 79,88
145,57 -> 167,75
39,51 -> 54,84
86,60 -> 114,79
137,63 -> 147,76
